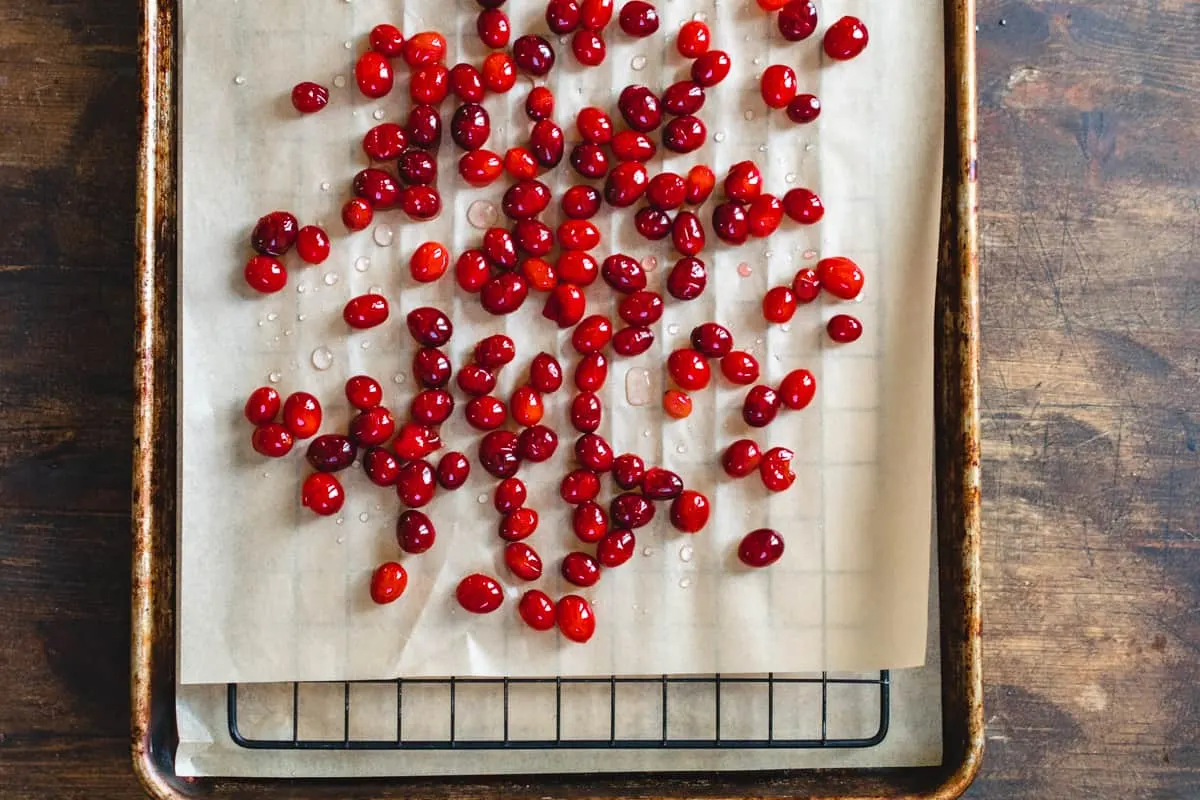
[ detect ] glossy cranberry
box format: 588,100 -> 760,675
610,492 -> 655,528
412,348 -> 452,388
251,423 -> 293,457
569,391 -> 602,432
395,460 -> 437,507
762,286 -> 798,323
553,254 -> 595,287
561,469 -> 601,503
672,211 -> 706,256
302,473 -> 344,516
737,528 -> 787,569
502,180 -> 551,220
562,184 -> 603,219
465,395 -> 508,430
521,353 -> 560,395
554,221 -> 599,253
513,220 -> 552,257
561,551 -> 600,587
451,103 -> 491,151
568,501 -> 606,544
569,143 -> 609,178
546,0 -> 582,32
759,446 -> 795,491
615,290 -> 662,326
463,151 -> 503,186
364,447 -> 402,486
827,314 -> 864,343
403,31 -> 447,67
362,123 -> 407,162
404,242 -> 447,285
574,352 -> 608,391
280,391 -> 320,439
507,543 -> 544,582
724,161 -> 762,203
567,315 -> 610,355
522,255 -> 554,285
511,386 -> 544,426
816,256 -> 864,300
481,273 -> 530,314
528,120 -> 564,168
611,130 -> 656,163
642,174 -> 684,212
757,63 -> 798,110
292,226 -> 329,266
409,64 -> 449,105
513,34 -> 555,75
604,162 -> 649,208
745,193 -> 784,238
348,406 -> 394,446
397,510 -> 436,554
783,187 -> 824,223
355,51 -> 394,98
676,19 -> 710,56
824,15 -> 868,59
786,93 -> 822,124
244,386 -> 280,425
342,198 -> 373,231
543,282 -> 586,327
575,432 -> 614,472
405,105 -> 442,149
491,476 -> 527,514
436,451 -> 472,489
776,369 -> 815,411
243,255 -> 286,293
518,424 -> 559,461
612,325 -> 654,356
455,250 -> 491,293
500,147 -> 535,181
401,185 -> 442,220
456,573 -> 504,613
742,385 -> 781,428
571,29 -> 607,65
690,322 -> 733,358
712,202 -> 750,244
369,23 -> 405,56
515,589 -> 555,630
691,50 -> 731,87
250,211 -> 298,256
291,81 -> 328,114
631,207 -> 669,240
479,430 -> 521,478
580,0 -> 614,28
476,8 -> 511,48
481,51 -> 517,92
670,490 -> 710,533
617,85 -> 661,132
407,389 -> 452,425
662,115 -> 706,153
667,256 -> 707,300
393,422 -> 439,461
662,389 -> 693,419
397,149 -> 438,186
405,307 -> 452,347
658,82 -> 704,119
481,227 -> 517,269
305,434 -> 357,472
618,0 -> 659,35
720,350 -> 760,384
556,594 -> 595,642
600,254 -> 647,294
685,165 -> 716,204
722,438 -> 762,477
642,467 -> 683,500
792,267 -> 821,302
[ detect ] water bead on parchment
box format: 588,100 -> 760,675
320,181 -> 332,192
368,285 -> 383,294
372,109 -> 386,120
692,11 -> 707,20
323,272 -> 339,286
373,225 -> 394,246
466,199 -> 499,230
267,371 -> 281,384
257,319 -> 264,328
678,577 -> 692,589
266,312 -> 278,321
679,544 -> 693,562
233,75 -> 246,85
332,76 -> 346,89
785,173 -> 797,184
311,346 -> 334,371
737,262 -> 753,277
360,340 -> 371,349
642,546 -> 655,557
344,40 -> 353,49
780,323 -> 791,332
641,255 -> 658,272
359,512 -> 370,523
676,443 -> 687,454
354,256 -> 371,272
477,493 -> 488,504
666,323 -> 680,335
630,55 -> 647,71
393,373 -> 406,385
713,131 -> 726,143
297,283 -> 308,294
803,248 -> 818,260
764,249 -> 774,258
624,367 -> 652,406
743,110 -> 755,121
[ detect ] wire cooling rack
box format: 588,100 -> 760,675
227,672 -> 889,750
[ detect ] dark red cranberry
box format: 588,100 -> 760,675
667,256 -> 707,300
436,451 -> 472,489
617,85 -> 662,132
634,207 -> 672,240
546,0 -> 582,33
482,227 -> 517,269
617,290 -> 663,325
406,307 -> 453,347
572,501 -> 609,543
401,185 -> 442,220
412,347 -> 452,388
783,187 -> 824,223
396,460 -> 437,507
494,476 -> 527,514
571,29 -> 607,65
647,172 -> 686,210
410,389 -> 455,425
690,322 -> 733,357
662,115 -> 706,153
369,23 -> 405,57
580,0 -> 615,29
672,211 -> 706,256
543,283 -> 587,327
601,254 -> 647,293
786,93 -> 821,124
456,573 -> 504,613
355,51 -> 394,98
530,119 -> 565,167
502,180 -> 552,219
722,438 -> 762,477
574,352 -> 608,391
777,0 -> 817,41
570,391 -> 602,432
364,446 -> 402,486
529,352 -> 564,393
525,85 -> 555,119
398,148 -> 438,185
506,543 -> 544,582
712,201 -> 750,244
747,193 -> 784,237
406,104 -> 442,148
397,509 -> 436,553
291,81 -> 329,113
612,325 -> 654,355
762,286 -> 797,323
519,588 -> 556,629
350,406 -> 396,446
724,160 -> 763,202
742,385 -> 781,427
610,492 -> 655,528
574,432 -> 614,471
642,467 -> 683,500
618,0 -> 659,36
562,184 -> 603,219
570,143 -> 610,178
343,293 -> 390,329
562,551 -> 601,587
690,50 -> 730,87
456,249 -> 491,292
561,469 -> 601,503
353,168 -> 401,208
518,424 -> 559,461
739,528 -> 785,567
451,103 -> 491,151
251,424 -> 292,458
823,15 -> 868,59
513,35 -> 555,75
476,9 -> 511,48
827,314 -> 863,343
514,218 -> 555,256
720,350 -> 760,385
306,434 -> 357,472
661,81 -> 705,115
612,453 -> 645,489
479,430 -> 521,478
604,161 -> 649,207
670,490 -> 710,533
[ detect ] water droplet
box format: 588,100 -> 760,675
643,429 -> 652,438
755,337 -> 764,346
642,547 -> 655,557
233,74 -> 246,85
678,577 -> 692,589
393,373 -> 406,385
262,471 -> 270,478
337,536 -> 345,544
320,181 -> 332,192
758,144 -> 768,152
297,313 -> 307,322
266,312 -> 278,322
742,34 -> 750,41
297,283 -> 308,294
752,56 -> 762,65
361,340 -> 372,349
713,131 -> 726,143
764,249 -> 774,258
284,329 -> 293,336
804,143 -> 814,152
372,108 -> 386,120
466,199 -> 499,229
257,320 -> 264,327
743,110 -> 755,121
737,262 -> 753,277
679,544 -> 693,562
780,324 -> 791,332
641,255 -> 658,272
692,11 -> 707,21
632,603 -> 640,612
803,249 -> 818,260
344,40 -> 353,49
332,75 -> 346,89
373,225 -> 394,246
477,493 -> 488,504
323,272 -> 339,286
272,336 -> 280,343
311,346 -> 334,371
359,512 -> 370,523
368,284 -> 383,295
336,517 -> 345,525
676,444 -> 687,454
630,55 -> 647,71
559,35 -> 569,45
624,368 -> 652,407
267,371 -> 281,384
666,323 -> 680,335
354,256 -> 371,272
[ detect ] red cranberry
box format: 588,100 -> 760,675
690,322 -> 733,358
506,543 -> 544,582
739,528 -> 785,567
557,594 -> 596,642
777,0 -> 817,40
513,34 -> 556,75
762,286 -> 798,323
250,211 -> 298,256
528,352 -> 564,393
824,15 -> 869,59
613,325 -> 654,356
457,151 -> 502,186
646,173 -> 686,210
747,193 -> 784,237
355,51 -> 394,98
605,161 -> 649,207
570,391 -> 602,432
617,290 -> 663,325
562,551 -> 601,587
557,251 -> 599,285
364,446 -> 402,487
573,501 -> 609,543
611,130 -> 657,162
690,50 -> 731,86
515,219 -> 555,256
618,0 -> 659,35
570,143 -> 610,178
720,351 -> 760,384
369,23 -> 405,57
244,255 -> 286,293
671,17 -> 709,56
410,389 -> 455,425
282,391 -> 321,438
390,422 -> 435,462
436,451 -> 472,489
353,168 -> 401,208
786,93 -> 822,124
396,459 -> 437,507
342,198 -> 373,231
662,389 -> 693,419
244,386 -> 280,425
571,29 -> 607,65
610,492 -> 655,528
363,123 -> 408,161
576,107 -> 615,144
759,446 -> 795,491
617,85 -> 661,132
397,509 -> 436,554
493,476 -> 528,514
502,179 -> 552,219
251,423 -> 293,457
662,115 -> 707,153
518,424 -> 559,461
562,184 -> 603,218
401,185 -> 442,220
405,104 -> 442,148
792,267 -> 821,301
412,347 -> 452,388
672,211 -> 706,256
481,52 -> 517,92
574,352 -> 608,391
580,0 -> 614,29
685,165 -> 716,204
402,31 -> 447,68
481,227 -> 517,269
305,434 -> 356,472
479,430 -> 521,478
760,63 -> 798,109
712,201 -> 750,244
560,469 -> 601,503
409,241 -> 450,283
606,454 -> 642,490
557,220 -> 602,252
406,307 -> 453,347
779,368 -> 816,409
410,64 -> 450,105
817,256 -> 865,299
722,438 -> 762,477
667,256 -> 707,300
570,315 -> 613,354
469,335 -> 512,371
465,395 -> 508,430
601,254 -> 647,293
642,467 -> 683,500
455,249 -> 490,292
661,81 -> 705,116
827,314 -> 863,343
350,406 -> 396,446
291,81 -> 328,113
510,386 -> 544,426
574,432 -> 614,472
543,283 -> 587,327
456,573 -> 504,613
546,0 -> 582,33
476,9 -> 511,48
481,273 -> 530,315
782,187 -> 824,223
519,589 -> 557,630
302,473 -> 344,516
634,207 -> 672,240
724,161 -> 763,203
670,490 -> 710,533
397,149 -> 438,185
451,103 -> 491,151
742,385 -> 781,427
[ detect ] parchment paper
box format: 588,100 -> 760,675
179,0 -> 944,684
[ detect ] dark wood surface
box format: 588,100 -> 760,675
0,0 -> 1196,797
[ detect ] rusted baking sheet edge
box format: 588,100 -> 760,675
131,0 -> 981,796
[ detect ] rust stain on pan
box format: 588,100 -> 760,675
130,0 -> 980,796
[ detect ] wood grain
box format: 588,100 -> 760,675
0,0 -> 1195,798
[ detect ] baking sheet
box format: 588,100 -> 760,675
179,0 -> 944,684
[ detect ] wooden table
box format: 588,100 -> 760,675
0,1 -> 1195,797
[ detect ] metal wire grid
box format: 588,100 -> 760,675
227,671 -> 889,750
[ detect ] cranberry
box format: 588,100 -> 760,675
817,256 -> 865,300
569,391 -> 602,432
436,451 -> 472,489
506,543 -> 544,582
557,594 -> 596,642
529,121 -> 566,169
510,386 -> 543,426
406,105 -> 442,148
691,50 -> 731,87
611,492 -> 655,528
561,551 -> 601,587
574,352 -> 608,391
646,173 -> 686,210
364,447 -> 402,487
362,123 -> 408,162
281,391 -> 320,439
783,188 -> 824,223
412,347 -> 452,388
575,432 -> 614,471
676,19 -> 710,56
759,446 -> 795,491
502,146 -> 531,176
595,529 -> 634,567
291,81 -> 328,113
518,424 -> 559,461
369,23 -> 405,56
557,251 -> 599,285
397,149 -> 438,186
661,81 -> 705,117
720,351 -> 760,384
572,501 -> 609,543
670,211 -> 705,256
777,0 -> 817,40
302,473 -> 344,516
515,219 -> 555,256
482,274 -> 530,314
479,430 -> 521,478
403,31 -> 448,67
613,326 -> 654,356
250,211 -> 298,256
349,406 -> 395,446
571,29 -> 607,65
618,0 -> 659,35
482,227 -> 517,269
396,460 -> 437,507
690,322 -> 733,357
670,490 -> 710,533
618,290 -> 663,325
342,198 -> 373,231
405,307 -> 452,347
779,368 -> 816,410
824,15 -> 869,59
827,314 -> 863,343
562,184 -> 603,219
251,423 -> 293,457
758,64 -> 798,109
667,256 -> 707,300
604,161 -> 649,207
611,130 -> 656,162
543,283 -> 586,327
570,143 -> 609,178
493,476 -> 528,514
762,286 -> 798,323
786,93 -> 822,124
513,34 -> 555,75
471,334 -> 513,369
397,510 -> 437,554
556,220 -> 601,252
451,103 -> 491,151
724,161 -> 763,203
529,352 -> 564,393
561,469 -> 601,503
617,85 -> 661,132
297,434 -> 342,475
393,422 -> 439,461
519,589 -> 557,630
739,528 -> 785,567
685,165 -> 716,204
410,389 -> 454,425
244,255 -> 286,293
244,386 -> 280,425
465,395 -> 508,430
291,226 -> 328,265
502,180 -> 551,219
642,467 -> 683,500
456,573 -> 504,613
742,385 -> 781,427
662,115 -> 706,153
569,315 -> 611,355
546,0 -> 582,32
601,254 -> 647,294
573,109 -> 611,147
456,249 -> 492,292
634,207 -> 672,240
712,201 -> 750,245
792,267 -> 821,302
580,0 -> 614,29
401,185 -> 442,220
662,389 -> 693,419
410,64 -> 450,105
722,438 -> 762,477
523,256 -> 557,290
476,9 -> 511,48
481,52 -> 517,92
747,193 -> 785,238
405,241 -> 447,284
355,51 -> 394,98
